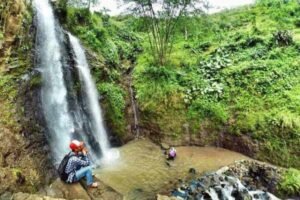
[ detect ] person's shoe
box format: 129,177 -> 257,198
88,182 -> 99,188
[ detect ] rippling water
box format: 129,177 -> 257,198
95,140 -> 249,199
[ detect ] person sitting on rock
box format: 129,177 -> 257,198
64,140 -> 98,188
167,147 -> 177,160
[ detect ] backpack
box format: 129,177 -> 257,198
57,153 -> 74,181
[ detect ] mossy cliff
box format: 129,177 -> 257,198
0,0 -> 53,194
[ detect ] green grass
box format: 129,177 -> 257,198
279,168 -> 300,196
132,0 -> 300,167
97,83 -> 126,135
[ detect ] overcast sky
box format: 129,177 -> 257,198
92,0 -> 255,16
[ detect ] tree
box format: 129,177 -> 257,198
124,0 -> 206,66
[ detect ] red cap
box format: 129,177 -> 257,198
69,140 -> 82,150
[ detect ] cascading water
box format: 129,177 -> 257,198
68,33 -> 110,160
33,0 -> 115,164
33,0 -> 74,161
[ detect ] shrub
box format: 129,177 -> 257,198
97,83 -> 126,135
272,30 -> 293,46
142,65 -> 176,82
188,99 -> 229,124
279,168 -> 300,196
294,18 -> 300,27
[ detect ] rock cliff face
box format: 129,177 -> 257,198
0,0 -> 53,194
0,0 -> 25,71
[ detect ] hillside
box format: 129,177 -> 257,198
62,1 -> 300,168
134,1 -> 300,168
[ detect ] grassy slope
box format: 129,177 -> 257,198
133,1 -> 300,168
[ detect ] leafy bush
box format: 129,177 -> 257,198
294,18 -> 300,27
97,83 -> 126,135
272,30 -> 293,46
198,48 -> 231,79
256,0 -> 289,7
188,99 -> 229,124
66,7 -> 91,27
279,168 -> 300,196
141,65 -> 176,82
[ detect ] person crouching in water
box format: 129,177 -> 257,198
63,140 -> 98,188
167,147 -> 177,160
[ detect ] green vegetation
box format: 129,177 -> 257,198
58,6 -> 142,135
133,0 -> 300,167
98,83 -> 126,135
279,168 -> 300,196
62,0 -> 300,168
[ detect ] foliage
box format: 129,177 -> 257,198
63,0 -> 300,167
97,83 -> 126,135
132,0 -> 300,167
123,0 -> 206,66
279,168 -> 300,196
134,65 -> 182,111
64,8 -> 142,67
272,30 -> 293,46
188,98 -> 229,124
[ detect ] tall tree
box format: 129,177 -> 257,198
124,0 -> 205,66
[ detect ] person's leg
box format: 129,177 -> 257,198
75,166 -> 94,185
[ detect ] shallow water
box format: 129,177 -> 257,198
95,139 -> 249,200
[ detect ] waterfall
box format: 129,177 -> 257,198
33,0 -> 114,164
68,33 -> 110,159
33,0 -> 74,161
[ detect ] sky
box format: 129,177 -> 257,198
92,0 -> 256,16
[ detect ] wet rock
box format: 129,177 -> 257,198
172,188 -> 188,199
0,153 -> 4,167
45,179 -> 90,200
161,143 -> 170,150
165,163 -> 282,200
189,168 -> 197,174
156,194 -> 178,200
232,189 -> 252,200
0,192 -> 12,200
11,192 -> 66,200
82,178 -> 123,200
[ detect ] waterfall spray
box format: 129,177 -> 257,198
33,0 -> 117,164
33,0 -> 74,162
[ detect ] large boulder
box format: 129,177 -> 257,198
43,178 -> 123,200
81,178 -> 123,200
156,194 -> 178,200
12,192 -> 66,200
44,179 -> 90,200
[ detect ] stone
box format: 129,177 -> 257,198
82,178 -> 123,200
161,143 -> 170,150
216,166 -> 229,175
189,168 -> 197,174
11,192 -> 66,200
1,192 -> 13,200
156,194 -> 178,200
45,179 -> 91,200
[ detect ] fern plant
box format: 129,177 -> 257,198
279,168 -> 300,196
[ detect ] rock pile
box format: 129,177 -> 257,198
170,173 -> 280,200
224,160 -> 283,194
164,160 -> 283,200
